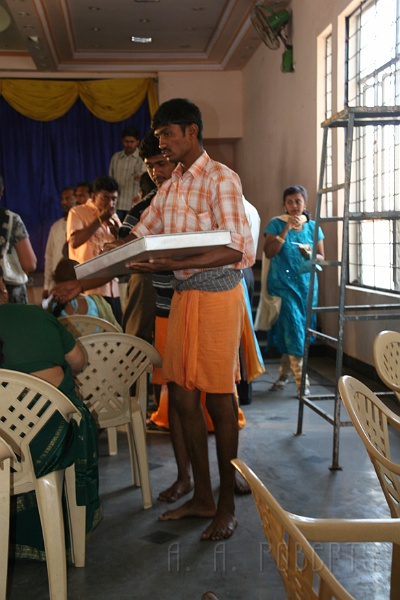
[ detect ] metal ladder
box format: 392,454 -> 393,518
296,106 -> 400,470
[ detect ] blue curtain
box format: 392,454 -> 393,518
0,96 -> 151,270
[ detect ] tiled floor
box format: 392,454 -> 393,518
6,355 -> 399,600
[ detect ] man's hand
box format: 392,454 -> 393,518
126,258 -> 179,273
102,239 -> 125,252
50,280 -> 83,304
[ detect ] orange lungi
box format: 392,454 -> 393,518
150,289 -> 247,431
163,285 -> 245,393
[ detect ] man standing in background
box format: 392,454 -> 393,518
67,175 -> 122,323
109,126 -> 147,222
42,186 -> 76,298
74,181 -> 92,206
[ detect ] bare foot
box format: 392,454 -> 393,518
158,498 -> 216,521
234,475 -> 251,495
158,480 -> 194,503
201,511 -> 238,541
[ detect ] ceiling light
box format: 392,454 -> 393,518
91,27 -> 101,31
131,36 -> 152,43
140,18 -> 150,23
18,11 -> 30,16
27,35 -> 39,43
191,7 -> 205,11
88,6 -> 101,10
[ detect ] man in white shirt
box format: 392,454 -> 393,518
109,126 -> 147,222
238,197 -> 261,405
43,186 -> 76,297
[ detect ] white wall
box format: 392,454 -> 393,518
154,0 -> 399,366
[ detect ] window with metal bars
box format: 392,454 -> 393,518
346,0 -> 400,292
324,33 -> 333,218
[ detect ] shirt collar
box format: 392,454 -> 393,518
172,150 -> 209,181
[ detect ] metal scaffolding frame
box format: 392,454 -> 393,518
296,106 -> 400,470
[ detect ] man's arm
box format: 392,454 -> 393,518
50,275 -> 113,304
126,245 -> 243,274
69,206 -> 118,249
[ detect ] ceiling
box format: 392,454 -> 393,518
0,0 -> 291,77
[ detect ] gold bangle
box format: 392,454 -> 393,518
97,216 -> 102,228
275,235 -> 285,244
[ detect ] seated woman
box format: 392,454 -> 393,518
0,266 -> 101,561
50,258 -> 122,331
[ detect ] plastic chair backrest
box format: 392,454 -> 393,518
59,315 -> 120,338
74,332 -> 161,428
0,369 -> 80,491
75,329 -> 160,420
338,375 -> 400,519
373,330 -> 400,401
232,459 -> 354,600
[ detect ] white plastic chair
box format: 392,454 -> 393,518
0,369 -> 86,600
59,314 -> 121,455
338,375 -> 400,599
58,314 -> 121,337
0,435 -> 16,600
373,330 -> 400,403
233,457 -> 400,600
74,332 -> 162,509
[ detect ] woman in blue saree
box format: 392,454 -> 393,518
263,185 -> 325,397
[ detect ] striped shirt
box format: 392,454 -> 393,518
109,148 -> 147,212
132,151 -> 255,280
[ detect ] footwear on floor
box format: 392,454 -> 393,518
297,386 -> 310,398
270,375 -> 289,391
146,419 -> 170,433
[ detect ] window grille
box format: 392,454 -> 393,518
346,0 -> 400,292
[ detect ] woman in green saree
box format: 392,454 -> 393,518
0,267 -> 101,561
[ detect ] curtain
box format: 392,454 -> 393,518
0,79 -> 156,270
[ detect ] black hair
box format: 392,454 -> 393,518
283,185 -> 310,220
139,172 -> 157,197
151,98 -> 203,142
122,126 -> 139,139
92,175 -> 119,194
139,130 -> 162,159
50,258 -> 79,318
283,185 -> 308,203
75,181 -> 93,194
53,258 -> 79,284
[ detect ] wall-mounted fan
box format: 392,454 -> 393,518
251,4 -> 294,72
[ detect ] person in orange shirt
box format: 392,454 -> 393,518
67,175 -> 122,323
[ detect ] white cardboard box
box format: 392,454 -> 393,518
74,230 -> 232,280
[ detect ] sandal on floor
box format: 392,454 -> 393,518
270,376 -> 289,391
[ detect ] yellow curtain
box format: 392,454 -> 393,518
0,78 -> 157,122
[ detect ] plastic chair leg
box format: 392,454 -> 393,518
64,464 -> 86,568
130,399 -> 152,509
107,427 -> 118,456
35,470 -> 68,600
125,423 -> 139,487
0,460 -> 11,600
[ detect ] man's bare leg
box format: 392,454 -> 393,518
200,392 -> 239,541
158,383 -> 193,502
159,383 -> 216,520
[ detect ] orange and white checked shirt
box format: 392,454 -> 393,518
132,151 -> 255,280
